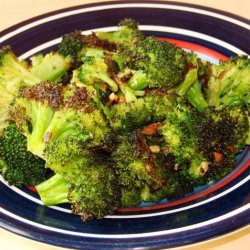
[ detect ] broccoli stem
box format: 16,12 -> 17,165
128,71 -> 148,90
174,68 -> 208,111
119,84 -> 144,102
98,73 -> 118,92
187,80 -> 208,112
120,85 -> 137,102
175,69 -> 197,96
220,95 -> 242,106
26,103 -> 55,158
36,174 -> 69,206
206,78 -> 222,107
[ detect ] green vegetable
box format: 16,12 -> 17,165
108,93 -> 176,132
205,56 -> 250,107
0,18 -> 248,221
9,82 -> 64,157
0,46 -> 41,133
36,174 -> 69,206
130,36 -> 188,88
0,123 -> 51,186
96,18 -> 144,47
77,54 -> 118,92
42,139 -> 121,220
30,52 -> 71,82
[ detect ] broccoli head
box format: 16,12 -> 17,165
205,56 -> 250,107
9,82 -> 64,157
198,105 -> 249,158
59,30 -> 83,61
112,132 -> 166,191
0,46 -> 42,133
69,162 -> 121,220
108,91 -> 176,133
59,30 -> 118,67
0,46 -> 41,91
75,52 -> 118,92
0,123 -> 51,186
158,101 -> 210,185
39,163 -> 121,222
158,102 -> 249,187
43,84 -> 111,152
130,37 -> 188,88
159,101 -> 204,160
96,18 -> 144,47
41,137 -> 121,220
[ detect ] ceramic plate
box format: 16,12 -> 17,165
0,1 -> 249,249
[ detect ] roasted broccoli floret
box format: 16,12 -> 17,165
43,84 -> 111,150
129,37 -> 188,88
159,102 -> 249,187
59,30 -> 83,62
205,56 -> 250,107
96,18 -> 144,47
159,102 -> 202,159
69,161 -> 120,221
121,40 -> 208,111
58,29 -> 119,68
112,132 -> 166,192
199,105 -> 249,158
74,51 -> 118,92
42,138 -> 121,220
108,91 -> 176,132
0,46 -> 41,91
36,84 -> 119,219
0,123 -> 51,186
0,46 -> 41,133
158,101 -> 209,185
0,47 -> 70,134
112,132 -> 187,206
9,82 -> 64,157
29,52 -> 71,82
38,146 -> 121,220
183,105 -> 249,185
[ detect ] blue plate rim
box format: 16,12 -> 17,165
0,0 -> 249,39
0,1 -> 249,249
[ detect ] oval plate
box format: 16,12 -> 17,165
0,1 -> 249,249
